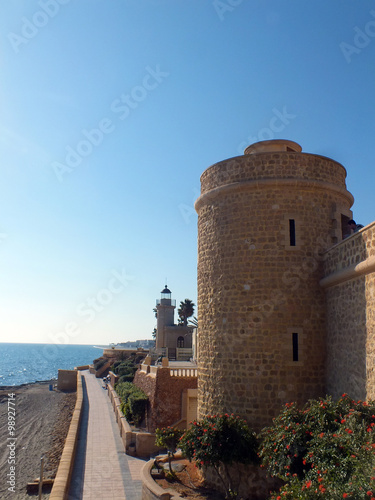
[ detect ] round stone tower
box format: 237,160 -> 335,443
195,139 -> 354,430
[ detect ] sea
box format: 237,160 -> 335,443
0,343 -> 105,386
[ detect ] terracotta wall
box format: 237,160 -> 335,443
133,368 -> 197,432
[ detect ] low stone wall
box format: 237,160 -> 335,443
57,369 -> 78,391
107,383 -> 161,458
75,364 -> 90,370
95,360 -> 112,378
50,371 -> 83,500
88,361 -> 113,378
108,370 -> 119,387
141,460 -> 184,500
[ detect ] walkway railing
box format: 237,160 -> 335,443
169,367 -> 197,377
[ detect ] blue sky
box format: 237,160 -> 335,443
0,0 -> 374,345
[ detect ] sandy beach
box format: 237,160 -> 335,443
0,380 -> 75,500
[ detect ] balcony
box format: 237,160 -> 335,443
156,299 -> 176,306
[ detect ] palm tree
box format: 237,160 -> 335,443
178,299 -> 195,327
188,316 -> 198,328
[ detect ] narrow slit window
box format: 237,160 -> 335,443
292,333 -> 299,361
289,219 -> 296,246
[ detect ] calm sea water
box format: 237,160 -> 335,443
0,343 -> 103,386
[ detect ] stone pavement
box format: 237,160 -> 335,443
68,370 -> 145,499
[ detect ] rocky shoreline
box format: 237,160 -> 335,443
0,380 -> 75,499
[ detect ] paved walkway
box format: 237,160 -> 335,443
68,371 -> 145,499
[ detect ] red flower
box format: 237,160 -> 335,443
305,480 -> 312,489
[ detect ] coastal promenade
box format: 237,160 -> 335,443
68,370 -> 144,499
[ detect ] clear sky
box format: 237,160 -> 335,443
0,0 -> 374,345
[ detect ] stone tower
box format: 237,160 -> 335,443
195,139 -> 354,431
155,286 -> 176,349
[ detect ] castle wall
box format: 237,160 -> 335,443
322,222 -> 375,401
195,145 -> 354,431
133,367 -> 197,432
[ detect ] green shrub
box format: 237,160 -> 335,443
113,360 -> 138,377
135,354 -> 146,364
121,401 -> 132,422
155,427 -> 184,473
93,358 -> 107,371
116,382 -> 148,426
117,365 -> 137,377
260,394 -> 375,499
118,373 -> 134,384
180,413 -> 258,498
115,381 -> 134,400
112,360 -> 122,371
128,392 -> 148,426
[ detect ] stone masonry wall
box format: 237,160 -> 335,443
200,152 -> 347,195
196,148 -> 354,432
323,222 -> 375,401
133,368 -> 197,432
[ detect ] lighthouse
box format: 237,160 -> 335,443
155,285 -> 176,349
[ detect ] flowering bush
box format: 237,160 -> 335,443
180,413 -> 258,498
259,394 -> 375,499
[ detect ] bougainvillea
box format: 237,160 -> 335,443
259,394 -> 375,499
179,413 -> 258,498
